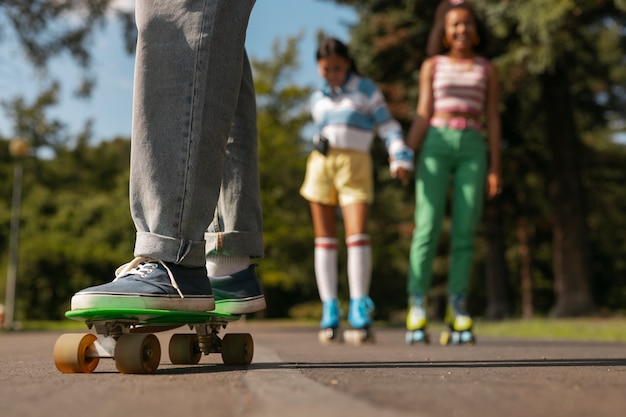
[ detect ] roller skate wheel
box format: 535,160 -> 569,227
439,331 -> 451,346
343,328 -> 374,345
460,330 -> 475,344
318,328 -> 342,344
405,330 -> 429,345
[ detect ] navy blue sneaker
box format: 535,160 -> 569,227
210,265 -> 266,315
71,257 -> 215,312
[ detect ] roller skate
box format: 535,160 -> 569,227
343,297 -> 375,345
440,295 -> 475,345
405,294 -> 430,345
318,299 -> 343,344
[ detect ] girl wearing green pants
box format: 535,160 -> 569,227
405,0 -> 502,344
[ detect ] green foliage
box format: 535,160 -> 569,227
0,91 -> 134,321
252,36 -> 319,317
10,144 -> 134,320
0,1 -> 135,97
3,2 -> 626,322
330,0 -> 626,317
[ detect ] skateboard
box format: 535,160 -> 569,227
53,308 -> 253,374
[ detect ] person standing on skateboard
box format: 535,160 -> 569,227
404,0 -> 501,344
300,38 -> 414,342
71,0 -> 265,315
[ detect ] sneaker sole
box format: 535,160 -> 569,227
213,296 -> 266,315
71,293 -> 215,312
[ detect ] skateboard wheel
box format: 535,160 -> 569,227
169,334 -> 202,365
221,333 -> 253,365
53,333 -> 99,373
114,333 -> 161,374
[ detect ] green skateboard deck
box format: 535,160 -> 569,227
66,308 -> 240,328
55,308 -> 252,374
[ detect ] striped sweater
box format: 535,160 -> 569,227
310,72 -> 405,155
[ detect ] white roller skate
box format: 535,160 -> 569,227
440,295 -> 475,345
405,295 -> 430,345
343,297 -> 375,345
318,299 -> 343,344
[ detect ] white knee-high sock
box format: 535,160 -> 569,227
314,237 -> 338,301
346,234 -> 371,299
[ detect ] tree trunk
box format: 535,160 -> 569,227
516,216 -> 534,319
542,70 -> 595,317
483,198 -> 511,320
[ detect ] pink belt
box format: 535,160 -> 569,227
430,117 -> 482,131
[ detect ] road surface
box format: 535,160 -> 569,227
1,321 -> 625,417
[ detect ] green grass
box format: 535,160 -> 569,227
282,317 -> 626,343
472,317 -> 626,342
4,317 -> 626,342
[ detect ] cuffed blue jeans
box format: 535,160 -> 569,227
407,126 -> 487,296
130,0 -> 263,267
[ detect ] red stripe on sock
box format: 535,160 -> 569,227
346,239 -> 369,247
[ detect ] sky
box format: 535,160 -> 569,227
0,0 -> 357,142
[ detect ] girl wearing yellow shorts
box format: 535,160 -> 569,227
300,38 -> 414,342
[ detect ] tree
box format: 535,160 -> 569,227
330,0 -> 626,317
248,36 -> 318,317
0,88 -> 134,320
486,0 -> 626,315
0,1 -> 135,98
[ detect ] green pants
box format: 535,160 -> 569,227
408,126 -> 487,297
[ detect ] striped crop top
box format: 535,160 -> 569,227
432,55 -> 488,115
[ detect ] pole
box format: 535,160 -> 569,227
4,162 -> 23,330
4,138 -> 29,330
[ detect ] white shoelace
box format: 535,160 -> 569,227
114,256 -> 184,298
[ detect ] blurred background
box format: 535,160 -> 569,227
1,0 -> 625,328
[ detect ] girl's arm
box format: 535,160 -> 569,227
485,61 -> 502,199
406,58 -> 435,152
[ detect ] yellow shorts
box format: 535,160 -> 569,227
300,148 -> 374,207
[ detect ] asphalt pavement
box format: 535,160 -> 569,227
1,321 -> 625,417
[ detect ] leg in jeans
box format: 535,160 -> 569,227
72,0 -> 257,312
205,52 -> 263,260
204,53 -> 266,315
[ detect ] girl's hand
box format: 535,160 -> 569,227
391,165 -> 412,186
486,171 -> 501,199
389,145 -> 415,186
